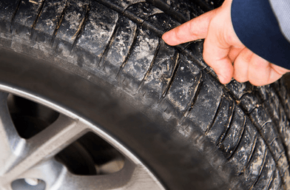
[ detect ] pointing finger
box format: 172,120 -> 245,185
162,9 -> 218,46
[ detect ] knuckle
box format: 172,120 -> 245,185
250,60 -> 262,67
241,54 -> 251,64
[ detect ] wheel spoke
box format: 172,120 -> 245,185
53,160 -> 161,190
17,158 -> 65,189
0,92 -> 24,175
1,115 -> 88,185
0,89 -> 163,190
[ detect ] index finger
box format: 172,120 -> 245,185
162,9 -> 218,46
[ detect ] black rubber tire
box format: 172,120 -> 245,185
0,0 -> 290,190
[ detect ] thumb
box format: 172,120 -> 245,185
162,9 -> 218,46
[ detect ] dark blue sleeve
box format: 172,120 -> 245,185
231,0 -> 290,69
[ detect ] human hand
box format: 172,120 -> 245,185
162,0 -> 289,86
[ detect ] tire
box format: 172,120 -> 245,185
0,0 -> 289,189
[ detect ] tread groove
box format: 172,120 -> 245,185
205,96 -> 223,135
250,150 -> 268,189
99,18 -> 120,67
95,0 -> 124,13
217,102 -> 235,146
122,1 -> 146,14
185,74 -> 203,116
272,82 -> 289,119
71,4 -> 90,51
238,92 -> 264,114
266,170 -> 275,190
263,91 -> 290,165
145,0 -> 188,23
247,112 -> 286,187
1,0 -> 289,188
161,52 -> 179,98
243,134 -> 258,174
97,0 -> 208,72
10,0 -> 22,32
51,0 -> 68,44
226,116 -> 246,160
116,26 -> 138,77
31,0 -> 45,29
137,38 -> 161,90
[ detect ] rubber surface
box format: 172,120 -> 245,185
0,0 -> 289,189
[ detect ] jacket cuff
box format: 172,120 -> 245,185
231,0 -> 290,69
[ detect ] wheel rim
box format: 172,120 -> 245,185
0,85 -> 164,190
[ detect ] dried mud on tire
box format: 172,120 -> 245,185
0,0 -> 290,189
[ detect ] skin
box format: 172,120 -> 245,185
162,0 -> 289,86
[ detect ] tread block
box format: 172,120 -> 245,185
0,0 -> 19,21
206,96 -> 234,144
104,0 -> 145,11
267,137 -> 289,186
229,118 -> 257,174
141,41 -> 176,100
0,0 -> 289,188
261,123 -> 279,149
119,27 -> 159,93
242,136 -> 267,189
258,86 -> 290,163
269,169 -> 282,190
161,0 -> 200,20
74,1 -> 119,68
187,73 -> 223,133
146,0 -> 204,23
160,57 -> 201,118
255,85 -> 270,100
272,150 -> 289,174
226,80 -> 253,100
126,2 -> 163,20
281,168 -> 290,188
239,93 -> 260,114
276,107 -> 290,159
33,0 -> 66,43
12,0 -> 43,40
220,106 -> 245,158
147,13 -> 179,32
102,17 -> 137,77
0,0 -> 19,34
275,78 -> 290,120
53,0 -> 88,59
163,0 -> 213,13
284,94 -> 290,120
260,87 -> 280,123
186,40 -> 210,69
276,104 -> 289,135
250,106 -> 271,129
252,152 -> 276,190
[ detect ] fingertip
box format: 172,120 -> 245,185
162,31 -> 176,46
234,76 -> 248,84
162,32 -> 170,42
218,74 -> 232,84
